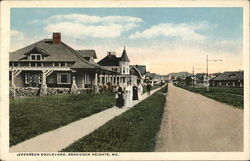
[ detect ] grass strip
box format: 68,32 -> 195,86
62,85 -> 168,152
174,84 -> 243,109
10,91 -> 115,146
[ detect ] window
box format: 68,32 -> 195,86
37,55 -> 41,60
57,73 -> 71,84
25,73 -> 42,87
30,54 -> 42,60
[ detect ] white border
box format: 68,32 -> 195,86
1,0 -> 249,160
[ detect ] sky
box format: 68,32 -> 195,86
10,8 -> 243,75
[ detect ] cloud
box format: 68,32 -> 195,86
46,14 -> 143,25
44,14 -> 142,38
129,21 -> 214,41
10,30 -> 43,51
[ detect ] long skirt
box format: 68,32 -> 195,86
116,94 -> 124,108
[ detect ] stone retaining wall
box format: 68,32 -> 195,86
9,87 -> 94,99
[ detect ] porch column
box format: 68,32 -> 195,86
95,73 -> 98,86
104,74 -> 106,85
10,69 -> 16,98
40,70 -> 47,96
116,76 -> 118,85
240,81 -> 243,87
233,82 -> 235,87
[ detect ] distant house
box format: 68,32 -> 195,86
145,72 -> 158,85
130,65 -> 146,84
98,47 -> 138,86
210,71 -> 243,87
9,33 -> 115,98
195,73 -> 206,84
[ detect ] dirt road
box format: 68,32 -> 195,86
155,83 -> 243,152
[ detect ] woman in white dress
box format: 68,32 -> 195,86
124,82 -> 133,108
137,82 -> 143,100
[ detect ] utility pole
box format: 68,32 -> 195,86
206,55 -> 222,91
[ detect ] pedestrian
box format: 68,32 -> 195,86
137,82 -> 143,100
132,83 -> 138,100
124,81 -> 133,108
115,84 -> 124,108
146,82 -> 151,96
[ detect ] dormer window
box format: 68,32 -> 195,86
30,54 -> 42,60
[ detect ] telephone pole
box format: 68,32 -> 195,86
206,55 -> 222,91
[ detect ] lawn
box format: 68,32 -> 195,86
62,85 -> 168,152
10,91 -> 115,146
174,84 -> 243,109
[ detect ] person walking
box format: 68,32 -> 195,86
132,84 -> 138,100
146,82 -> 151,96
137,82 -> 143,100
124,81 -> 133,108
115,84 -> 124,108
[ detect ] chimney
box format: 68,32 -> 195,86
53,32 -> 61,44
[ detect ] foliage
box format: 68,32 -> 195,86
185,76 -> 192,86
10,91 -> 115,146
62,86 -> 167,152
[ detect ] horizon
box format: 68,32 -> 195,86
10,7 -> 243,75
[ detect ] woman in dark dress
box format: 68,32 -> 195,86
132,84 -> 138,100
116,85 -> 124,108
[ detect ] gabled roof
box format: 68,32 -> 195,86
212,71 -> 243,81
76,50 -> 97,59
24,47 -> 49,56
98,54 -> 120,66
9,39 -> 104,70
120,48 -> 130,62
129,66 -> 143,78
131,65 -> 146,75
195,73 -> 206,78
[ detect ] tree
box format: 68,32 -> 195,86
185,76 -> 192,86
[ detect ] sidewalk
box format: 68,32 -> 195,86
10,87 -> 161,152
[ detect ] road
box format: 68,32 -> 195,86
155,83 -> 243,152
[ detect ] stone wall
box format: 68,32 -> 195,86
11,87 -> 40,98
9,87 -> 93,99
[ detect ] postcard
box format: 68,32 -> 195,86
0,0 -> 249,160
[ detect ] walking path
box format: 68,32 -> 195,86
10,87 -> 161,152
155,83 -> 243,152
